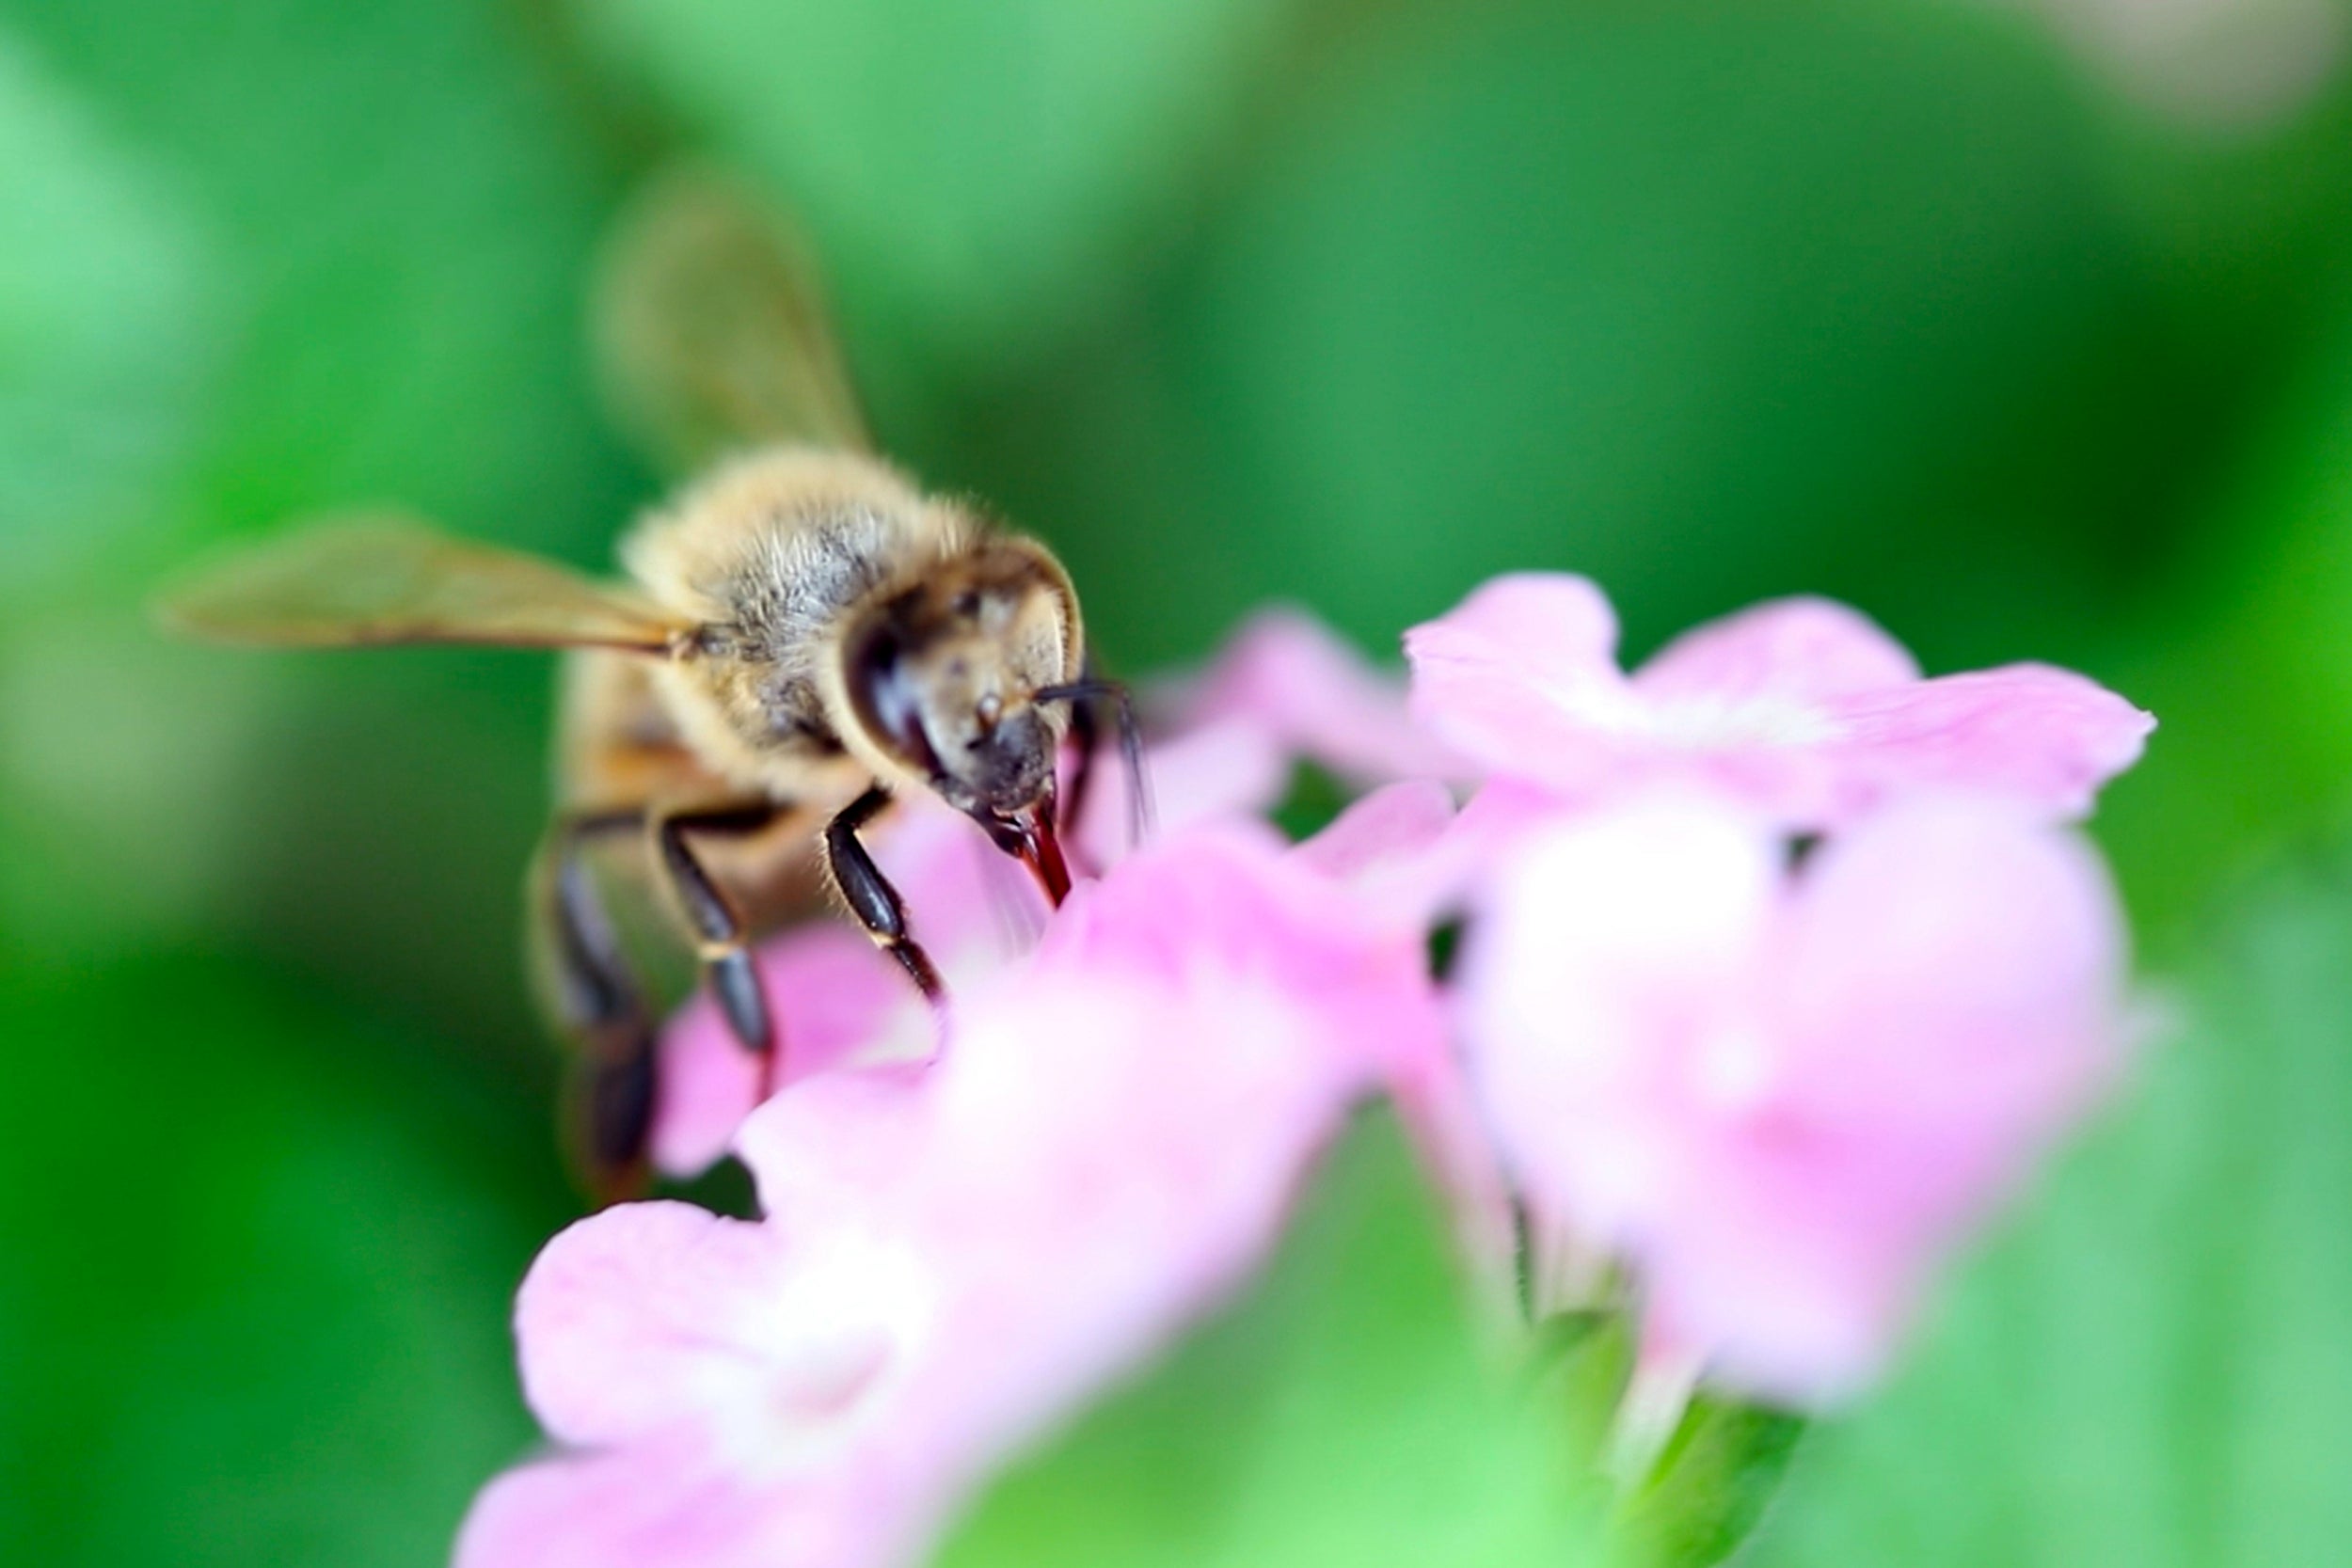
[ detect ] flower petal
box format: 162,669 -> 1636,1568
1650,798 -> 2131,1398
1405,573 -> 1632,786
1175,607 -> 1460,785
1406,577 -> 2150,828
453,1438 -> 906,1568
515,1202 -> 784,1448
1458,798 -> 1777,1244
455,1449 -> 687,1568
1072,712 -> 1290,875
652,802 -> 1020,1180
1454,793 -> 2134,1405
1294,779 -> 1454,882
1823,664 -> 2156,822
1778,795 -> 2127,1167
1632,595 -> 1918,705
736,828 -> 1442,1480
1294,779 -> 1485,936
654,927 -> 920,1179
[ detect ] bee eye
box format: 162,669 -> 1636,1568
844,625 -> 941,778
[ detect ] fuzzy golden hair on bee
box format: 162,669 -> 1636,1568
611,447 -> 1085,811
151,167 -> 1144,1204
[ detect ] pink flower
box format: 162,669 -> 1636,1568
1168,606 -> 1466,788
655,603 -> 1453,1181
1455,793 -> 2130,1403
1405,574 -> 2152,829
457,827 -> 1444,1568
653,714 -> 1295,1178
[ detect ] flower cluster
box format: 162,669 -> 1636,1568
456,574 -> 2151,1568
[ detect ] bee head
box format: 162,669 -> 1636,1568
840,538 -> 1080,900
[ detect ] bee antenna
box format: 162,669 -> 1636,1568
1038,678 -> 1153,851
1112,684 -> 1152,848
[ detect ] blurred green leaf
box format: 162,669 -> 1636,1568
950,0 -> 2196,671
0,24 -> 217,580
2095,294 -> 2352,946
7,0 -> 636,557
0,955 -> 568,1568
576,0 -> 1294,376
938,1114 -> 1613,1568
0,0 -> 644,1019
1745,831 -> 2352,1568
1623,1397 -> 1805,1568
0,603 -> 283,953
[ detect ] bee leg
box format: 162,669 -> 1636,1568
825,785 -> 946,1002
651,803 -> 786,1075
535,809 -> 658,1204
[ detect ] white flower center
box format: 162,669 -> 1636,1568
711,1232 -> 937,1481
1546,682 -> 1838,750
1641,694 -> 1837,750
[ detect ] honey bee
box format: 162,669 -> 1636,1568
159,170 -> 1141,1200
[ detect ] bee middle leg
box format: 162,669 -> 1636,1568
825,785 -> 945,1001
651,800 -> 787,1063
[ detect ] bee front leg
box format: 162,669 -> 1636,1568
824,785 -> 946,1001
651,802 -> 787,1066
534,809 -> 658,1203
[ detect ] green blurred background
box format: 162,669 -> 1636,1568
9,0 -> 2352,1562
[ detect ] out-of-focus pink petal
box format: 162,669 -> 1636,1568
1777,795 -> 2126,1172
455,1449 -> 683,1568
1405,574 -> 1635,786
1295,780 -> 1454,882
719,826 -> 1438,1523
515,1203 -> 783,1447
1178,606 -> 1465,784
903,966 -> 1394,1465
1071,713 -> 1290,875
1034,827 -> 1445,1070
653,927 -> 923,1179
1456,795 -> 2130,1405
1462,800 -> 1774,1240
1651,803 -> 2125,1399
1823,664 -> 2156,822
732,1060 -> 934,1223
512,1196 -> 946,1533
1633,596 -> 1919,705
651,801 -> 1025,1180
653,1012 -> 760,1180
1295,780 -> 1481,935
1406,576 -> 2151,828
453,1437 -> 911,1568
481,826 -> 1441,1567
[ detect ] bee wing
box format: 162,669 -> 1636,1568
156,514 -> 691,652
593,165 -> 873,475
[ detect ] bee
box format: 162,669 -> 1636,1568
159,170 -> 1142,1200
